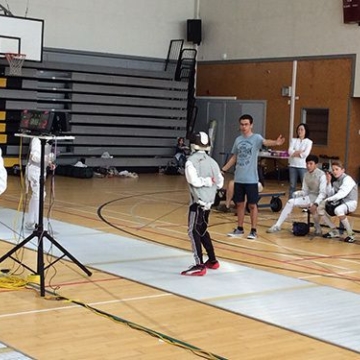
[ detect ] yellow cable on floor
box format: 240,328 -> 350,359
0,275 -> 28,289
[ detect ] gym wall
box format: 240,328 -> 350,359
5,0 -> 195,59
196,56 -> 360,181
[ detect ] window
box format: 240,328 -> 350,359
301,108 -> 329,146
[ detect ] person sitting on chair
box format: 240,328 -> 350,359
174,137 -> 189,168
267,154 -> 326,235
318,160 -> 358,243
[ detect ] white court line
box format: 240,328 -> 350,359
299,269 -> 359,280
223,235 -> 360,270
0,293 -> 172,319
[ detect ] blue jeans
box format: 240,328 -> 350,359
288,166 -> 306,199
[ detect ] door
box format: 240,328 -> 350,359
195,98 -> 267,166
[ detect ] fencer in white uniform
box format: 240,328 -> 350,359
25,137 -> 55,230
0,148 -> 7,196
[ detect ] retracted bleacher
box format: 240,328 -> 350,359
0,57 -> 189,170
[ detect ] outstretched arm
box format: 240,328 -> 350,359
263,135 -> 285,147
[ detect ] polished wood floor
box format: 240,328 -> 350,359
0,172 -> 360,359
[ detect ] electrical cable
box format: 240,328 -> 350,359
0,275 -> 27,289
0,269 -> 227,359
51,292 -> 228,360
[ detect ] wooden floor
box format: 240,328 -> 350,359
1,172 -> 360,359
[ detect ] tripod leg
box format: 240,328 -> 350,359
0,232 -> 37,263
5,137 -> 90,297
43,232 -> 92,276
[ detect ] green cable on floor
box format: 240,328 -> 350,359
57,295 -> 228,360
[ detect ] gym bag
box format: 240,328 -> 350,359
292,222 -> 310,236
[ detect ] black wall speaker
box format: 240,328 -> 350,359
343,0 -> 360,23
187,19 -> 202,45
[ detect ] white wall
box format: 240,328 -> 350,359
198,0 -> 360,95
7,1 -> 360,93
5,0 -> 196,58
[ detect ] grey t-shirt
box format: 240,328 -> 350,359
231,133 -> 264,184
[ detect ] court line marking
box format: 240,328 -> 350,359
0,293 -> 172,319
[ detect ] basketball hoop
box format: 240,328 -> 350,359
5,53 -> 26,76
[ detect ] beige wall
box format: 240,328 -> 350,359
197,0 -> 360,96
197,56 -> 360,180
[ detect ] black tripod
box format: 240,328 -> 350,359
0,135 -> 92,296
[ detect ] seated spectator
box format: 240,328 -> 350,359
267,154 -> 326,235
174,137 -> 189,168
318,160 -> 358,243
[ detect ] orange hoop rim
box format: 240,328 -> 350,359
5,53 -> 26,60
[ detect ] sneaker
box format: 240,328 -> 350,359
247,231 -> 257,240
227,228 -> 244,237
266,225 -> 281,233
343,235 -> 355,243
322,230 -> 340,239
204,259 -> 220,269
181,264 -> 206,276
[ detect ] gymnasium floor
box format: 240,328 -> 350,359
0,202 -> 360,358
0,174 -> 360,360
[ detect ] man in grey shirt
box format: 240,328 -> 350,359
221,114 -> 285,239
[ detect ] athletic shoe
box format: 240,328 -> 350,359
344,235 -> 355,243
181,264 -> 206,276
227,228 -> 244,237
322,230 -> 340,239
204,259 -> 220,269
247,231 -> 257,240
266,225 -> 281,233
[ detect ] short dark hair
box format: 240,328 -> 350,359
306,154 -> 319,164
296,123 -> 310,138
331,160 -> 344,169
239,114 -> 253,124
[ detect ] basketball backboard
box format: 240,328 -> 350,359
0,15 -> 44,62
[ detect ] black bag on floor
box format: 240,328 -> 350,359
292,222 -> 309,236
164,165 -> 181,175
56,165 -> 93,178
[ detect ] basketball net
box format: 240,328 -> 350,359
5,53 -> 26,76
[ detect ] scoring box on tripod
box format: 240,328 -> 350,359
19,110 -> 70,135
